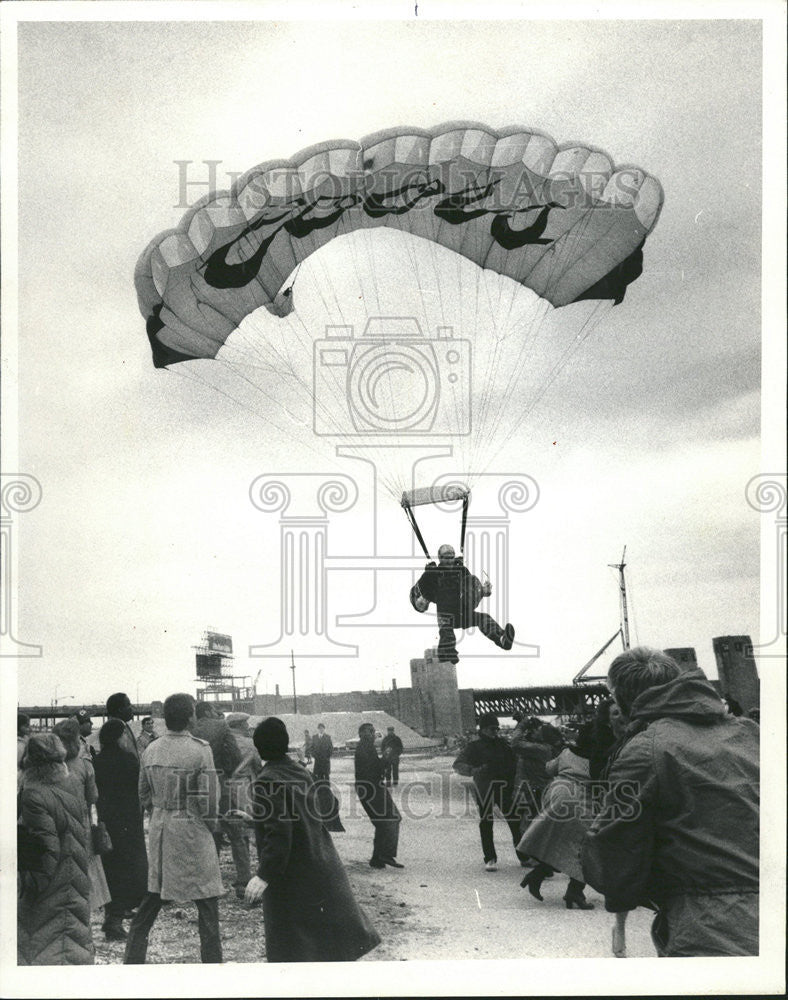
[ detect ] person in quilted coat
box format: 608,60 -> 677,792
17,732 -> 95,965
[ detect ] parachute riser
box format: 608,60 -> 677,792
401,487 -> 471,562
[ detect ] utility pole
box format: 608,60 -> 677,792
608,545 -> 631,650
290,649 -> 298,714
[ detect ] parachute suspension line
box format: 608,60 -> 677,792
480,293 -> 550,453
237,303 -> 343,438
401,501 -> 431,561
459,491 -> 470,558
475,298 -> 611,480
168,362 -> 343,472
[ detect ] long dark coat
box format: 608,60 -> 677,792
93,744 -> 148,911
252,757 -> 380,963
17,767 -> 95,965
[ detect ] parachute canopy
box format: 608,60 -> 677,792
136,123 -> 663,369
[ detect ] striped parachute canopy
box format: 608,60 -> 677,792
135,123 -> 663,500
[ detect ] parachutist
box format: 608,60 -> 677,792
410,543 -> 515,664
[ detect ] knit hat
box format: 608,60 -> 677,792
52,717 -> 80,760
253,717 -> 289,760
24,732 -> 66,767
73,709 -> 92,726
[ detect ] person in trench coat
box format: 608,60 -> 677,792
123,693 -> 224,964
245,717 -> 381,962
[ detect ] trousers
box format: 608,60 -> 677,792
213,815 -> 251,888
383,757 -> 400,785
123,892 -> 222,964
357,785 -> 401,860
473,784 -> 526,864
437,612 -> 505,661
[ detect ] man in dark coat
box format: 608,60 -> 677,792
410,543 -> 514,663
453,712 -> 527,871
245,718 -> 380,962
310,723 -> 333,781
381,726 -> 404,786
106,693 -> 139,760
93,719 -> 148,940
190,701 -> 249,899
582,647 -> 760,957
354,723 -> 403,868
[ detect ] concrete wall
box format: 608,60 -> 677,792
252,653 -> 473,739
664,647 -> 699,671
713,635 -> 759,714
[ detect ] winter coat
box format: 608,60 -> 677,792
381,734 -> 404,759
252,757 -> 380,962
354,741 -> 401,820
582,668 -> 759,956
138,730 -> 224,901
411,560 -> 483,625
112,719 -> 139,760
510,727 -> 553,804
311,733 -> 334,767
93,744 -> 148,912
191,717 -> 242,778
518,748 -> 594,880
453,734 -> 515,801
17,767 -> 95,965
65,754 -> 111,910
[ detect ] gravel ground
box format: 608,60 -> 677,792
92,753 -> 656,965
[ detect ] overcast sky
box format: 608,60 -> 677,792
3,11 -> 778,709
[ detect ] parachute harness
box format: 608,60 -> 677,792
401,486 -> 470,562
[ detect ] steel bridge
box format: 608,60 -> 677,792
473,683 -> 608,720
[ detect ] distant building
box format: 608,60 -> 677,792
712,635 -> 759,714
664,647 -> 699,672
410,648 -> 464,738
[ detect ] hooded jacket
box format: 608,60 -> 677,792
582,668 -> 759,916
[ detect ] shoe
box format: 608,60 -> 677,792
500,624 -> 515,651
381,856 -> 404,869
369,857 -> 386,869
519,863 -> 551,901
485,859 -> 498,872
563,879 -> 594,909
102,921 -> 128,941
563,892 -> 594,910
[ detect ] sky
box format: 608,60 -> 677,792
2,8 -> 782,711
